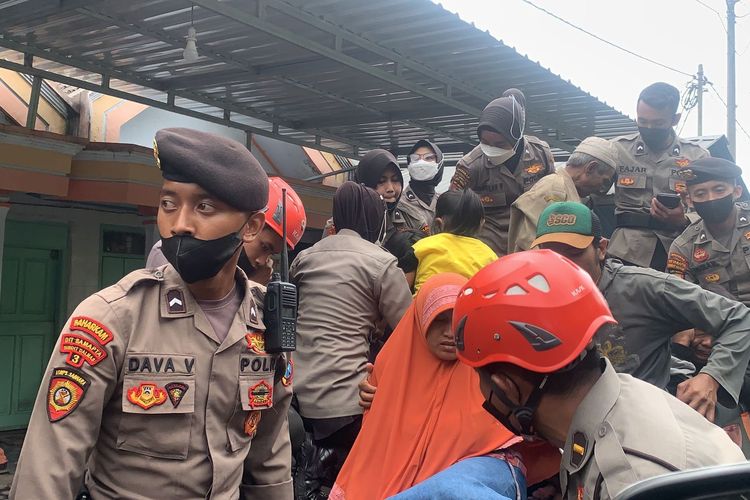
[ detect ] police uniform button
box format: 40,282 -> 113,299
598,425 -> 607,437
154,270 -> 164,279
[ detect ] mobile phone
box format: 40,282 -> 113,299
656,193 -> 681,209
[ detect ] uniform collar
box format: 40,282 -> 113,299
596,258 -> 621,294
693,205 -> 748,251
561,358 -> 620,475
158,264 -> 265,349
635,131 -> 682,162
403,185 -> 437,211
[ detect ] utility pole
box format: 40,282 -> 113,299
727,0 -> 738,159
697,64 -> 704,136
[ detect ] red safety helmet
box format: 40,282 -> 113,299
454,249 -> 616,373
266,177 -> 306,250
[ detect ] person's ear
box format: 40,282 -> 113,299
242,212 -> 266,243
672,113 -> 681,127
734,184 -> 743,200
597,238 -> 609,262
585,161 -> 599,176
489,372 -> 521,405
684,190 -> 695,209
433,217 -> 445,233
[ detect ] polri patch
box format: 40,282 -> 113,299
47,367 -> 89,422
618,176 -> 635,186
282,358 -> 294,387
60,333 -> 107,369
246,331 -> 266,354
570,431 -> 587,467
166,288 -> 186,314
675,157 -> 690,168
69,316 -> 113,346
704,273 -> 721,283
244,410 -> 262,436
127,383 -> 168,410
248,380 -> 273,409
165,382 -> 189,408
693,247 -> 709,263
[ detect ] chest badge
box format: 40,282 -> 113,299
704,273 -> 721,283
165,382 -> 189,408
246,332 -> 266,354
675,157 -> 690,168
693,247 -> 709,262
127,383 -> 168,410
525,164 -> 543,175
618,176 -> 635,186
166,289 -> 186,314
248,380 -> 273,409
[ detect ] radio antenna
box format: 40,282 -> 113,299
281,188 -> 289,282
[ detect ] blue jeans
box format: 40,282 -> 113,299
389,456 -> 525,500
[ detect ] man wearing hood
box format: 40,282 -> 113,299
450,89 -> 555,256
609,82 -> 709,270
397,139 -> 445,235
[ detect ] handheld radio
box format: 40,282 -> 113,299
264,188 -> 298,353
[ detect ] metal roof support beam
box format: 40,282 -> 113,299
190,0 -> 484,117
0,0 -> 104,30
25,75 -> 42,129
77,4 -> 475,148
258,0 -> 585,146
0,58 -> 360,158
0,35 -> 374,152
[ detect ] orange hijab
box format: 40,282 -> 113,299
331,273 -> 557,500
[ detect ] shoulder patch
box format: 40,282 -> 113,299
666,252 -> 688,277
47,367 -> 89,422
60,333 -> 108,369
69,316 -> 113,346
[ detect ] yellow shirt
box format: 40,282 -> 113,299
413,233 -> 497,293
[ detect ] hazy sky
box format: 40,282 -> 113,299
437,0 -> 750,172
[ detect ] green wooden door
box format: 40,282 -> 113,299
0,221 -> 67,430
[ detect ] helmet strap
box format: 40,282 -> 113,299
482,374 -> 549,437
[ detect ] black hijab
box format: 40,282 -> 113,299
332,181 -> 386,243
405,139 -> 444,204
477,89 -> 527,171
354,149 -> 403,210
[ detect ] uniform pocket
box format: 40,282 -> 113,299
117,373 -> 195,459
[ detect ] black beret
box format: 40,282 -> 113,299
678,157 -> 743,186
154,128 -> 269,212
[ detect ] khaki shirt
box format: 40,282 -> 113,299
609,132 -> 709,267
508,167 -> 581,253
597,259 -> 750,404
561,358 -> 744,500
11,265 -> 292,500
449,135 -> 555,256
290,229 -> 411,419
394,185 -> 437,236
667,203 -> 750,306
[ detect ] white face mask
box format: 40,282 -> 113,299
407,160 -> 440,181
480,143 -> 516,166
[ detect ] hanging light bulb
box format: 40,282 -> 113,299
183,5 -> 199,62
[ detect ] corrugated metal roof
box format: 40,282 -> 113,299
0,0 -> 638,165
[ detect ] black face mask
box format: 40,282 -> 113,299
161,228 -> 244,284
638,126 -> 672,151
693,194 -> 736,225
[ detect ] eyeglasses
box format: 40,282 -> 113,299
408,153 -> 438,163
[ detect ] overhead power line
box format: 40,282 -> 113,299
518,0 -> 694,77
709,82 -> 750,144
695,0 -> 728,32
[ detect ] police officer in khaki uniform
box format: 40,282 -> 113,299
453,251 -> 744,500
450,89 -> 555,256
396,140 -> 445,235
11,128 -> 293,500
508,136 -> 617,253
667,158 -> 750,303
609,82 -> 709,270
